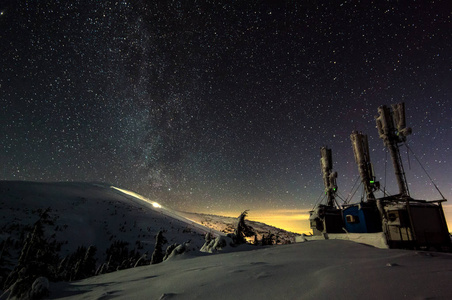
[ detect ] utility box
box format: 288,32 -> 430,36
309,205 -> 344,236
343,202 -> 382,233
384,200 -> 451,250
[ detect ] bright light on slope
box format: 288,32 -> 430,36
111,186 -> 162,209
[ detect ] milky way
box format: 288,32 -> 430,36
1,1 -> 451,230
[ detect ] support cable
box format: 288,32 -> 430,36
396,144 -> 410,196
336,191 -> 347,204
312,193 -> 327,210
384,149 -> 388,195
406,143 -> 412,170
347,177 -> 363,204
405,143 -> 446,200
345,175 -> 361,204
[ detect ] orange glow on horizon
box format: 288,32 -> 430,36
247,209 -> 312,234
111,185 -> 452,235
442,204 -> 452,233
198,204 -> 452,235
197,208 -> 313,234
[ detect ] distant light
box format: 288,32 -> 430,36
111,186 -> 163,209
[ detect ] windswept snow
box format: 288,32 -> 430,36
50,239 -> 452,299
177,211 -> 298,244
0,181 -> 212,270
2,181 -> 452,300
298,232 -> 389,249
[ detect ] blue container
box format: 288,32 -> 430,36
343,203 -> 381,233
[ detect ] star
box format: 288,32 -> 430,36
0,1 -> 450,233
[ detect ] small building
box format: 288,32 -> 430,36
383,198 -> 450,250
342,202 -> 382,234
309,205 -> 344,236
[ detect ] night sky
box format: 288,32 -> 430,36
1,1 -> 451,233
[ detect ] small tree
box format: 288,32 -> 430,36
233,210 -> 256,244
0,238 -> 14,288
150,231 -> 167,265
58,246 -> 87,281
3,208 -> 61,299
73,246 -> 97,280
103,240 -> 130,273
261,232 -> 275,245
253,235 -> 259,245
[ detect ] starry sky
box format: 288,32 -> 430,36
1,1 -> 451,233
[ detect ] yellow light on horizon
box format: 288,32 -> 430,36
195,208 -> 313,234
110,186 -> 315,233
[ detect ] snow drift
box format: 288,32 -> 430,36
0,180 -> 297,298
50,239 -> 452,299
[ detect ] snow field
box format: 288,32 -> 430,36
51,239 -> 452,299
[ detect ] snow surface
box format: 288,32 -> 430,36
177,211 -> 297,244
3,181 -> 452,299
298,232 -> 389,249
50,239 -> 452,299
0,181 -> 295,265
0,181 -> 212,264
0,180 -> 298,298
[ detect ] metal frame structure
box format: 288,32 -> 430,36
311,102 -> 451,251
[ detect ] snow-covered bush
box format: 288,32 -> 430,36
163,241 -> 190,261
300,234 -> 308,242
133,253 -> 149,268
200,235 -> 234,253
29,277 -> 49,299
261,232 -> 275,245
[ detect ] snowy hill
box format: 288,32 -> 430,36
0,180 -> 218,293
2,181 -> 452,299
0,180 -> 300,298
0,180 -> 213,256
178,211 -> 298,244
50,239 -> 452,299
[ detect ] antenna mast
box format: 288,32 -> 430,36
375,103 -> 412,197
350,132 -> 379,201
320,147 -> 337,207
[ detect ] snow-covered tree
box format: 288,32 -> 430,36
73,246 -> 97,280
133,252 -> 149,268
0,237 -> 14,288
3,208 -> 61,299
103,240 -> 130,273
261,232 -> 275,245
233,210 -> 256,244
151,231 -> 167,265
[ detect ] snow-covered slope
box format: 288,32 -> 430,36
0,181 -> 212,275
3,181 -> 452,299
50,239 -> 452,299
178,211 -> 298,244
